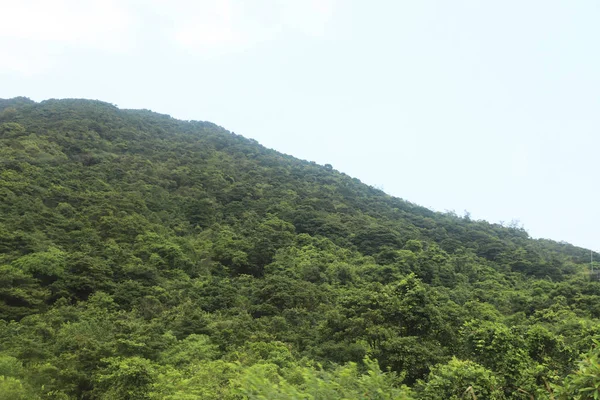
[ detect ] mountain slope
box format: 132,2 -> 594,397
0,97 -> 598,399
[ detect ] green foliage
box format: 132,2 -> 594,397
94,356 -> 158,400
0,265 -> 49,320
416,357 -> 504,400
0,97 -> 597,398
12,247 -> 67,285
236,358 -> 412,399
558,341 -> 600,400
149,360 -> 240,399
0,376 -> 39,400
159,334 -> 218,366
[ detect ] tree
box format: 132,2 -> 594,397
416,357 -> 504,400
94,357 -> 157,400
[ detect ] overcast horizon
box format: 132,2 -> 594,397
2,0 -> 599,252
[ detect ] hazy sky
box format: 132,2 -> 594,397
2,0 -> 599,251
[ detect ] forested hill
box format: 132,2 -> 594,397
1,97 -> 599,399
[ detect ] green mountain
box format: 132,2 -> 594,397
1,97 -> 599,399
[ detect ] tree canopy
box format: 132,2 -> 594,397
0,97 -> 599,398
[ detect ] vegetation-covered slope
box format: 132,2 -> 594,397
1,97 -> 599,399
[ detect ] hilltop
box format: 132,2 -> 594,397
0,97 -> 599,399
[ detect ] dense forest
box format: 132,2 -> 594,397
1,97 -> 600,399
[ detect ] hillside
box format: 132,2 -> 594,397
1,97 -> 599,399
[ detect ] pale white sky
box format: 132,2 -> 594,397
1,0 -> 599,251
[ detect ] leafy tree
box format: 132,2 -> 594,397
94,356 -> 157,400
416,357 -> 504,400
558,340 -> 600,400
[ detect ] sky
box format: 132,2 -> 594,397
1,0 -> 599,251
